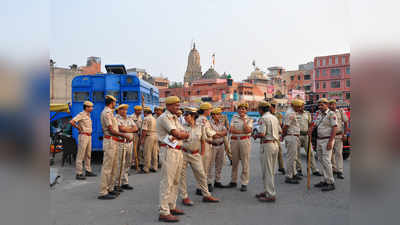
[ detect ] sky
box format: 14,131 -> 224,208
50,0 -> 350,82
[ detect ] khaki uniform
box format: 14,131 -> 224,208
115,114 -> 135,185
283,111 -> 301,179
179,123 -> 211,199
297,111 -> 319,173
230,114 -> 253,185
331,109 -> 349,173
196,115 -> 216,185
71,111 -> 93,175
315,109 -> 338,184
130,114 -> 143,166
221,115 -> 232,159
209,118 -> 227,183
273,112 -> 285,170
258,112 -> 281,197
157,110 -> 184,216
99,107 -> 119,195
142,114 -> 159,172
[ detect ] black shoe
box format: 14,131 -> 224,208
108,190 -> 119,196
130,165 -> 136,170
293,174 -> 302,180
158,164 -> 162,169
285,178 -> 299,184
333,171 -> 338,175
337,172 -> 344,179
85,171 -> 97,177
240,185 -> 247,192
214,182 -> 224,188
121,184 -> 134,190
114,186 -> 124,193
297,170 -> 303,176
321,183 -> 335,192
278,168 -> 286,175
98,194 -> 116,200
150,168 -> 158,173
75,174 -> 86,180
225,182 -> 237,188
195,189 -> 202,196
208,184 -> 214,192
313,171 -> 322,176
314,181 -> 328,188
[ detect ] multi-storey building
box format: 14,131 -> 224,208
313,53 -> 351,103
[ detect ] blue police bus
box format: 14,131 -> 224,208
71,65 -> 159,152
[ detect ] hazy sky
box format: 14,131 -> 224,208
50,0 -> 350,82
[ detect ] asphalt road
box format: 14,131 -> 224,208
50,140 -> 350,225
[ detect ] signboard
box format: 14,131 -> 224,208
289,89 -> 305,100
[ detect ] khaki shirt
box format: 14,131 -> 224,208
71,111 -> 92,133
142,114 -> 157,135
315,109 -> 338,138
101,107 -> 118,137
230,114 -> 253,137
283,112 -> 301,135
156,110 -> 184,146
196,115 -> 216,142
182,123 -> 204,152
298,111 -> 311,133
115,114 -> 135,140
210,118 -> 226,144
333,109 -> 349,134
130,113 -> 143,129
259,112 -> 281,141
273,112 -> 283,126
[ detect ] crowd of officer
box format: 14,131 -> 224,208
69,95 -> 349,223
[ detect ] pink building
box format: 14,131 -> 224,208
313,53 -> 351,103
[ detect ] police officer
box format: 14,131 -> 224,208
270,100 -> 285,175
253,101 -> 281,202
329,99 -> 349,179
70,100 -> 96,180
154,106 -> 164,118
297,101 -> 322,176
141,106 -> 159,173
221,109 -> 233,164
179,107 -> 220,206
209,107 -> 228,188
157,96 -> 189,223
115,104 -> 137,190
225,102 -> 253,192
282,99 -> 303,184
130,105 -> 143,171
98,95 -> 131,200
196,102 -> 226,193
311,98 -> 338,192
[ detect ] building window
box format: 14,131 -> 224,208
323,93 -> 326,98
329,57 -> 332,65
316,94 -> 320,99
323,82 -> 326,89
346,92 -> 351,99
346,67 -> 350,74
342,56 -> 346,64
335,56 -> 339,64
316,69 -> 319,77
304,85 -> 311,91
330,68 -> 341,76
331,80 -> 341,88
304,74 -> 311,80
316,82 -> 320,89
346,79 -> 350,87
322,69 -> 327,76
197,90 -> 200,95
290,76 -> 294,81
298,75 -> 301,80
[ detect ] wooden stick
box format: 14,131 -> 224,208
307,135 -> 312,190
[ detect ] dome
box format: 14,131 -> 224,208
249,67 -> 266,79
203,67 -> 220,79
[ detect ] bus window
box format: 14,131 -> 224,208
152,95 -> 159,104
93,91 -> 104,102
122,91 -> 138,101
106,91 -> 119,102
73,92 -> 89,102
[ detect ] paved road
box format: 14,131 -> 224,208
50,140 -> 350,225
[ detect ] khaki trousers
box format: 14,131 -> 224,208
332,137 -> 344,173
284,135 -> 300,179
316,139 -> 335,184
297,135 -> 319,173
115,142 -> 132,186
159,147 -> 183,216
143,135 -> 159,172
201,143 -> 212,184
179,152 -> 211,199
230,139 -> 251,185
260,142 -> 279,197
76,134 -> 92,174
208,145 -> 225,183
133,134 -> 144,166
99,138 -> 119,195
223,136 -> 232,159
277,141 -> 285,169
